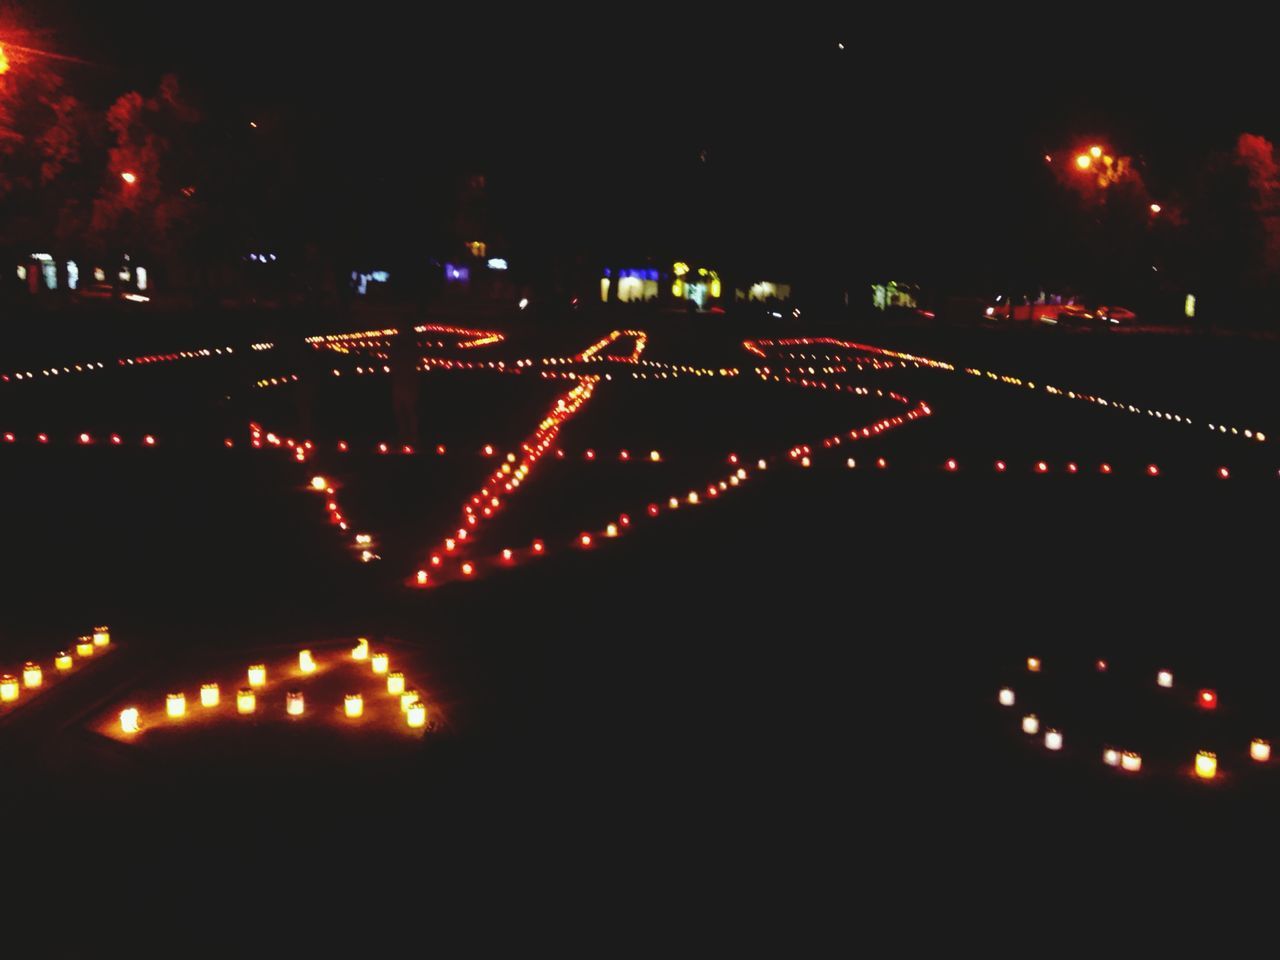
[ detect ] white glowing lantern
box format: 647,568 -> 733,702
1,675 -> 19,703
352,637 -> 369,661
1044,729 -> 1063,751
22,662 -> 42,688
299,649 -> 316,674
200,683 -> 220,707
286,690 -> 304,716
1103,748 -> 1120,767
387,672 -> 405,695
1022,714 -> 1039,735
371,653 -> 389,675
345,694 -> 364,718
119,707 -> 140,734
1252,739 -> 1271,763
400,690 -> 420,712
1157,670 -> 1173,689
92,626 -> 111,647
247,664 -> 267,687
75,637 -> 95,657
55,652 -> 73,672
407,702 -> 427,728
1195,751 -> 1217,780
606,523 -> 618,538
166,692 -> 186,718
310,475 -> 328,490
237,688 -> 256,714
998,688 -> 1015,707
1121,752 -> 1143,772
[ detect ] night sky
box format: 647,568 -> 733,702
24,5 -> 1280,288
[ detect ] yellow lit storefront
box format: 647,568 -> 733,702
670,261 -> 721,310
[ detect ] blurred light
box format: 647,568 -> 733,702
1150,203 -> 1162,214
1198,689 -> 1218,710
1089,145 -> 1102,159
1104,748 -> 1120,767
22,663 -> 42,688
299,650 -> 316,674
998,688 -> 1015,707
1158,670 -> 1173,688
352,637 -> 369,661
200,683 -> 220,707
1027,657 -> 1041,672
1045,729 -> 1063,751
407,702 -> 427,728
1075,154 -> 1092,170
0,675 -> 18,703
248,664 -> 267,687
55,653 -> 72,672
372,653 -> 389,675
1022,714 -> 1039,735
1252,739 -> 1271,762
345,694 -> 364,718
286,691 -> 304,716
400,690 -> 420,712
237,688 -> 256,714
166,693 -> 186,718
1195,751 -> 1217,780
1121,752 -> 1142,772
120,707 -> 140,734
387,672 -> 406,696
120,171 -> 138,184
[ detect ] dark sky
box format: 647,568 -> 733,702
19,5 -> 1280,285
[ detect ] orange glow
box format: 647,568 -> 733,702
1089,145 -> 1102,159
0,44 -> 9,75
1075,154 -> 1092,170
345,694 -> 363,718
237,688 -> 256,714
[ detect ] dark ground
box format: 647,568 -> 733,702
2,305 -> 1278,919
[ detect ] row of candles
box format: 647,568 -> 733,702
414,376 -> 601,584
1002,658 -> 1270,780
117,639 -> 428,734
749,336 -> 1271,447
1,626 -> 111,706
2,431 -> 159,447
2,344 -> 255,386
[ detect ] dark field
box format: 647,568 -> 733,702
3,308 -> 1278,909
